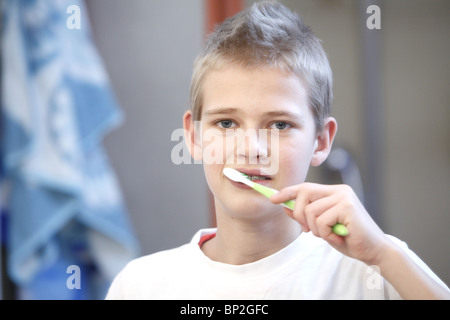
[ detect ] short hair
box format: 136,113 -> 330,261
189,0 -> 333,132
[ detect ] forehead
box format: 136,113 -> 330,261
201,65 -> 310,118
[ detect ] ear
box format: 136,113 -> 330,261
183,110 -> 203,162
310,117 -> 338,167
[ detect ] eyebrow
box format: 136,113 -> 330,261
203,107 -> 303,121
203,107 -> 240,117
262,111 -> 302,120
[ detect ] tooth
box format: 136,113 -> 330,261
248,175 -> 269,181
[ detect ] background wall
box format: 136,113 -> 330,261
87,0 -> 449,286
382,0 -> 449,284
86,0 -> 210,255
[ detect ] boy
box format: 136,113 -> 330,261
106,1 -> 449,299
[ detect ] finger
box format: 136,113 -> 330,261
279,194 -> 310,232
270,184 -> 301,204
283,207 -> 294,220
291,187 -> 310,232
280,184 -> 333,232
316,208 -> 346,246
272,183 -> 347,234
303,195 -> 338,237
271,183 -> 337,204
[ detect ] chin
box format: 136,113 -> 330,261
218,195 -> 281,220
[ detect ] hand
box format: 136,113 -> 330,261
272,183 -> 450,299
270,183 -> 392,265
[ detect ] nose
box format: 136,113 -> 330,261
235,128 -> 268,164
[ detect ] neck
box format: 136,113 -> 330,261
202,207 -> 301,265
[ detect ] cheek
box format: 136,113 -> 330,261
277,138 -> 315,183
202,162 -> 223,195
201,131 -> 227,166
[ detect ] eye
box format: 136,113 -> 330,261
217,120 -> 237,129
270,121 -> 291,130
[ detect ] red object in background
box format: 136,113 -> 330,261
204,0 -> 244,227
206,0 -> 244,34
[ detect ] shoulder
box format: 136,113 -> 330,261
129,243 -> 193,270
105,243 -> 193,299
105,228 -> 215,299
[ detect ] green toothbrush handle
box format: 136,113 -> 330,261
331,223 -> 349,237
251,183 -> 348,237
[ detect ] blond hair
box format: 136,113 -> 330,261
190,1 -> 332,131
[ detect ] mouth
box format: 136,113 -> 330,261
245,175 -> 271,181
228,168 -> 273,189
236,168 -> 273,181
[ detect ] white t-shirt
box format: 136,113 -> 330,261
106,228 -> 448,299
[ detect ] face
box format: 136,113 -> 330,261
184,65 -> 336,220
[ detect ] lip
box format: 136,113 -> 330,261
225,167 -> 274,190
234,168 -> 273,179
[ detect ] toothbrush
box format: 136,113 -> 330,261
223,168 -> 349,236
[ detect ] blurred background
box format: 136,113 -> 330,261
1,0 -> 449,299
